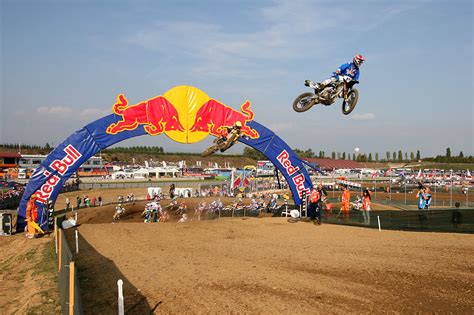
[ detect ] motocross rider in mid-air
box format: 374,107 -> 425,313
311,55 -> 365,97
217,121 -> 242,152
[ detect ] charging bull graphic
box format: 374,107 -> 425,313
106,94 -> 185,136
190,99 -> 260,138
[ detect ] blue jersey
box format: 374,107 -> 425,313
418,193 -> 426,209
335,62 -> 360,81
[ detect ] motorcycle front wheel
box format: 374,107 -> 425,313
341,89 -> 359,115
293,92 -> 318,112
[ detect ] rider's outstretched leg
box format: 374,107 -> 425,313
316,77 -> 337,92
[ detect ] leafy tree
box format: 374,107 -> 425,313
368,153 -> 373,162
243,147 -> 265,160
392,152 -> 396,161
342,152 -> 346,160
337,152 -> 341,159
352,153 -> 356,161
404,152 -> 408,161
375,152 -> 379,161
331,151 -> 336,159
416,150 -> 421,160
446,147 -> 451,158
410,152 -> 415,161
397,150 -> 403,162
386,151 -> 390,161
459,151 -> 464,158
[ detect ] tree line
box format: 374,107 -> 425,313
2,144 -> 472,163
243,147 -> 473,163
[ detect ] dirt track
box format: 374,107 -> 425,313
2,190 -> 472,314
68,205 -> 473,314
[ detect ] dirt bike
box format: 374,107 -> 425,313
293,77 -> 359,115
350,196 -> 363,211
202,132 -> 240,157
113,206 -> 125,222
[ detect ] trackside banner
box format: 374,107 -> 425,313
239,121 -> 313,205
17,114 -> 148,232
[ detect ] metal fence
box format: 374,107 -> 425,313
56,218 -> 83,315
322,208 -> 474,233
314,178 -> 473,209
274,205 -> 474,234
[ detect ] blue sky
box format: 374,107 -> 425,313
1,0 -> 473,158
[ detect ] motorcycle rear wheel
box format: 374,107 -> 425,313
341,89 -> 359,115
202,144 -> 220,157
293,92 -> 317,112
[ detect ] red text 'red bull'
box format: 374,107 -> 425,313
276,150 -> 311,198
35,145 -> 82,203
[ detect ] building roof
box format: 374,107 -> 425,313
0,152 -> 21,158
303,158 -> 364,170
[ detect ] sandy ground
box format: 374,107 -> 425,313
2,186 -> 471,314
65,204 -> 474,314
0,234 -> 60,314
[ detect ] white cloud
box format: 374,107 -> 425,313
349,113 -> 376,121
79,108 -> 110,118
36,106 -> 73,115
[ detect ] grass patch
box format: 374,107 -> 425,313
33,241 -> 57,277
12,248 -> 37,263
0,255 -> 17,273
29,241 -> 60,314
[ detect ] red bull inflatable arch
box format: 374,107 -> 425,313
17,86 -> 313,231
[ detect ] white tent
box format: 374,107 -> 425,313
147,187 -> 162,197
174,188 -> 193,198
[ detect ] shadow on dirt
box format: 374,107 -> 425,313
64,229 -> 154,314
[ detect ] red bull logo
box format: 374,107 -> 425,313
105,86 -> 259,144
189,99 -> 259,138
106,94 -> 184,136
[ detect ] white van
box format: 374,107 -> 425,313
17,168 -> 27,179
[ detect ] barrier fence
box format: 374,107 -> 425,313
55,216 -> 83,315
274,204 -> 474,234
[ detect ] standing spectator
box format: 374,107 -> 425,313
424,187 -> 432,209
26,194 -> 39,238
340,186 -> 351,221
416,186 -> 426,210
169,183 -> 176,199
308,186 -> 321,225
362,189 -> 371,225
316,183 -> 328,219
91,196 -> 96,207
98,195 -> 102,206
76,196 -> 81,209
65,197 -> 71,210
84,196 -> 91,207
